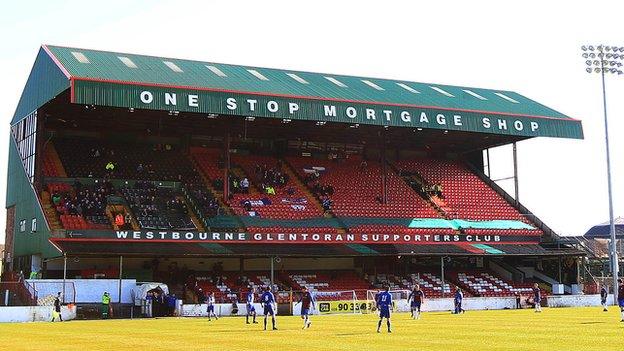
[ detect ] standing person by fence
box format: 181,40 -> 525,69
101,292 -> 111,319
51,292 -> 63,322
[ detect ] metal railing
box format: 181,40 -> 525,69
0,280 -> 38,306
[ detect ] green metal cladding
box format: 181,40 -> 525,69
41,45 -> 582,139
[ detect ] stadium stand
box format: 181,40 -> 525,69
287,270 -> 371,296
285,155 -> 458,236
47,182 -> 112,230
122,181 -> 195,231
286,156 -> 438,218
396,159 -> 543,239
368,271 -> 452,297
54,138 -> 197,182
396,159 -> 535,222
452,270 -> 542,297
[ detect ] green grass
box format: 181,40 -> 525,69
0,307 -> 622,350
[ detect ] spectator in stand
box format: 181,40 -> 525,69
52,192 -> 62,206
213,179 -> 223,190
124,212 -> 132,228
359,159 -> 368,171
243,200 -> 252,212
322,198 -> 332,213
231,176 -> 240,193
105,161 -> 115,175
115,213 -> 125,228
266,186 -> 276,196
137,163 -> 144,174
433,183 -> 444,198
241,178 -> 250,193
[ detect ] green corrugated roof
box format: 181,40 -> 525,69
10,45 -> 582,138
45,45 -> 572,120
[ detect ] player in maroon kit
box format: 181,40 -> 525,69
299,286 -> 315,329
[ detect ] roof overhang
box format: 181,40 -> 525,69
18,44 -> 583,140
68,78 -> 584,139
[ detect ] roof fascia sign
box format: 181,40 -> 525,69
70,79 -> 583,139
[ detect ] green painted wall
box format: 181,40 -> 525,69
6,137 -> 59,259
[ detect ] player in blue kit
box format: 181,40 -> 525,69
260,286 -> 277,330
408,285 -> 425,320
453,286 -> 465,314
299,286 -> 315,329
206,292 -> 218,321
600,284 -> 608,312
246,287 -> 258,324
532,283 -> 542,313
375,285 -> 392,333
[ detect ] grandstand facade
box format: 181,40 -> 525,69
3,45 -> 585,302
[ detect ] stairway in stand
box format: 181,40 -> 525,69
187,153 -> 244,231
43,143 -> 67,177
188,155 -> 235,215
178,195 -> 206,232
40,190 -> 62,230
282,158 -> 348,233
390,161 -> 453,220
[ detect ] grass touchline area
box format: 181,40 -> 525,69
0,307 -> 621,351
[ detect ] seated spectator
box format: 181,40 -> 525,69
243,200 -> 252,212
105,161 -> 115,175
213,179 -> 223,189
359,159 -> 368,171
433,183 -> 444,198
124,213 -> 132,227
241,178 -> 249,193
115,213 -> 125,228
322,198 -> 332,213
51,192 -> 62,206
265,186 -> 276,196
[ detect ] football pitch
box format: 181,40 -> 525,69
0,307 -> 621,350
